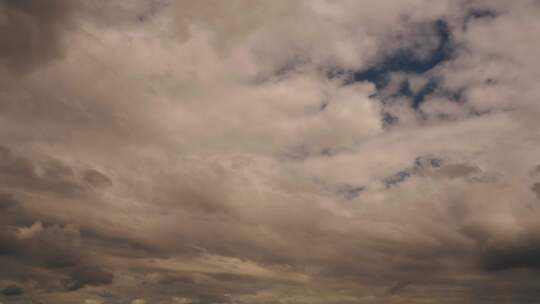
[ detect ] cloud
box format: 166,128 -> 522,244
1,285 -> 23,296
66,266 -> 114,290
83,169 -> 113,188
480,232 -> 540,272
0,0 -> 75,74
0,145 -> 85,196
16,221 -> 44,239
172,297 -> 195,304
2,0 -> 540,303
531,183 -> 540,199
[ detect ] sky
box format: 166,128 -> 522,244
1,0 -> 540,303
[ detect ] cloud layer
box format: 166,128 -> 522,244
2,1 -> 540,303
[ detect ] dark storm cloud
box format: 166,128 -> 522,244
0,194 -> 86,287
23,226 -> 82,268
1,284 -> 23,296
0,230 -> 18,256
0,192 -> 16,210
0,0 -> 75,73
65,266 -> 114,290
0,223 -> 81,269
0,193 -> 37,259
481,238 -> 540,272
2,285 -> 24,297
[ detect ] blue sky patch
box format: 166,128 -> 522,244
349,19 -> 453,90
383,155 -> 444,187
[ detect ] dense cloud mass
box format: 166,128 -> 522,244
2,0 -> 540,303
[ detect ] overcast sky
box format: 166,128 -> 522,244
2,1 -> 540,303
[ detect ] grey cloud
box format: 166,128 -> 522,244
0,192 -> 32,226
0,145 -> 118,199
480,237 -> 540,272
0,146 -> 82,196
0,196 -> 85,290
530,165 -> 540,177
0,230 -> 18,256
1,284 -> 23,296
0,0 -> 75,74
79,227 -> 165,259
0,146 -> 38,185
387,282 -> 407,295
0,223 -> 81,269
65,266 -> 114,290
83,169 -> 113,188
531,183 -> 540,199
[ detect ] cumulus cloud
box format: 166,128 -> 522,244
2,0 -> 540,303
